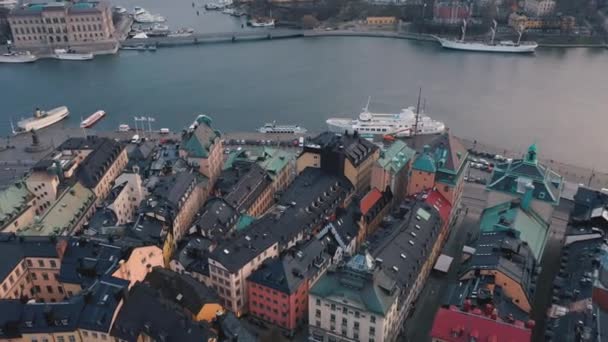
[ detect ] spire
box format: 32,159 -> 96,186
525,143 -> 538,164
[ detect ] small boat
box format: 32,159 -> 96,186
258,122 -> 307,134
122,44 -> 156,51
118,124 -> 130,132
204,2 -> 225,10
168,28 -> 194,37
249,18 -> 275,28
0,51 -> 38,63
160,128 -> 170,134
132,32 -> 149,39
80,110 -> 106,128
133,7 -> 166,23
53,49 -> 93,61
12,106 -> 69,134
222,8 -> 235,15
146,24 -> 170,37
113,6 -> 127,14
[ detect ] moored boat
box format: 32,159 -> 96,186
80,110 -> 106,128
249,18 -> 275,27
118,124 -> 130,132
12,106 -> 69,134
54,49 -> 94,61
258,121 -> 307,134
0,51 -> 38,63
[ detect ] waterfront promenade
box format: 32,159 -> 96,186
1,124 -> 606,191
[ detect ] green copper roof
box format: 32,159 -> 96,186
480,201 -> 549,261
236,214 -> 255,231
181,117 -> 220,159
0,181 -> 33,227
377,141 -> 415,174
258,147 -> 294,177
412,152 -> 436,173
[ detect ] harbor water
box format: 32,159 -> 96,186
0,0 -> 607,171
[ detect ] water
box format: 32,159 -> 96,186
1,0 -> 607,171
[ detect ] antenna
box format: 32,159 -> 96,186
414,87 -> 422,138
364,96 -> 371,112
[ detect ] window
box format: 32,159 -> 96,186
370,326 -> 376,335
57,337 -> 65,342
370,315 -> 376,323
354,321 -> 359,330
342,317 -> 347,325
316,298 -> 321,306
27,259 -> 32,267
342,307 -> 347,314
50,260 -> 57,268
68,336 -> 76,342
1,283 -> 7,291
42,273 -> 49,280
46,285 -> 53,293
355,311 -> 360,318
34,286 -> 41,293
330,314 -> 335,322
37,260 -> 44,267
316,320 -> 321,327
315,309 -> 321,318
83,331 -> 88,337
331,303 -> 336,311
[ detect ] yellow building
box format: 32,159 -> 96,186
366,16 -> 397,25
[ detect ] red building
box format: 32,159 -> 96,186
430,306 -> 532,342
433,1 -> 472,24
247,239 -> 329,334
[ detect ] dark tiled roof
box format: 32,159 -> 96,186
111,282 -> 217,342
195,198 -> 238,239
181,116 -> 221,159
173,236 -> 212,276
217,162 -> 272,212
127,214 -> 165,246
248,239 -> 328,294
58,238 -> 123,287
306,132 -> 378,168
0,234 -> 58,282
151,172 -> 197,209
216,312 -> 258,342
211,168 -> 352,273
144,267 -> 220,316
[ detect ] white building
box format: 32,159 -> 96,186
524,0 -> 556,16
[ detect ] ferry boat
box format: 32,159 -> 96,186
12,106 -> 69,134
258,122 -> 307,134
54,49 -> 94,61
435,20 -> 537,54
118,124 -> 130,132
0,51 -> 38,63
80,110 -> 106,128
326,98 -> 445,138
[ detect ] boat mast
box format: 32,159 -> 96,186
364,96 -> 371,112
516,25 -> 524,45
461,19 -> 467,41
414,87 -> 422,137
9,119 -> 15,135
490,20 -> 497,45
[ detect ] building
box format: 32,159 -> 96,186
508,13 -> 576,31
180,115 -> 224,183
308,254 -> 400,342
0,181 -> 37,232
486,144 -> 563,223
19,181 -> 96,236
247,239 -> 330,334
366,16 -> 397,25
111,281 -> 218,342
88,172 -> 145,229
57,136 -> 128,204
215,311 -> 258,341
216,161 -> 273,217
459,231 -> 538,313
523,0 -> 556,16
7,1 -> 117,50
111,245 -> 164,288
170,236 -> 213,286
208,168 -> 353,315
433,1 -> 472,24
357,188 -> 392,246
431,306 -> 532,342
371,140 -> 415,204
298,132 -> 379,195
193,198 -> 239,239
143,267 -> 224,322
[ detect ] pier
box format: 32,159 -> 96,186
120,29 -> 304,47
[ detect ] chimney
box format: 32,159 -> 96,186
522,183 -> 535,210
55,239 -> 68,260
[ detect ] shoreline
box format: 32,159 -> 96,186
1,123 -> 606,190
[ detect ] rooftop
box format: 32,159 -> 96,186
217,162 -> 272,212
181,115 -> 221,158
0,181 -> 34,229
20,182 -> 95,236
360,188 -> 383,215
172,236 -> 212,276
58,238 -> 123,287
0,233 -> 58,282
376,140 -> 415,174
194,198 -> 238,238
305,131 -> 378,168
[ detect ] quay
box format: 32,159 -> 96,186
120,29 -> 304,47
0,122 -> 607,191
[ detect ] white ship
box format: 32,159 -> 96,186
0,51 -> 38,63
258,122 -> 307,134
326,98 -> 445,138
12,106 -> 69,134
54,49 -> 94,61
435,20 -> 537,54
133,7 -> 166,23
80,110 -> 106,128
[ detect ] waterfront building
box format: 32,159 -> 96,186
143,267 -> 224,322
297,132 -> 379,195
19,181 -> 96,236
180,115 -> 224,184
216,161 -> 273,217
371,140 -> 415,204
8,1 -> 116,49
208,168 -> 353,315
459,231 -> 538,313
433,1 -> 472,24
0,181 -> 37,232
110,281 -> 218,342
508,12 -> 575,31
247,239 -> 330,334
523,0 -> 556,16
430,306 -> 532,342
57,136 -> 128,205
366,16 -> 397,25
486,144 -> 563,223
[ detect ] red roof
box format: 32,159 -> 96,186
360,188 -> 383,215
425,190 -> 452,224
430,308 -> 531,342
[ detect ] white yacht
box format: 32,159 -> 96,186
258,122 -> 307,134
54,49 -> 94,61
435,20 -> 537,54
326,99 -> 445,138
133,7 -> 165,23
12,106 -> 69,134
0,51 -> 38,63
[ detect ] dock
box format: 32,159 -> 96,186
121,29 -> 304,48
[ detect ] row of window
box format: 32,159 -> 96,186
12,15 -> 102,26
